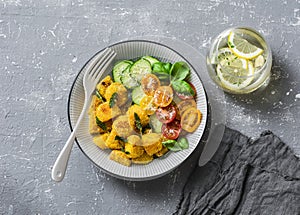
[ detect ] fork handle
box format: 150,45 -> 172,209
51,101 -> 88,182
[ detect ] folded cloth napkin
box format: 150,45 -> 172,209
174,128 -> 300,215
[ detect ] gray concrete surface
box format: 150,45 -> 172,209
0,0 -> 299,214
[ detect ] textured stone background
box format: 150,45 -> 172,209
0,0 -> 299,214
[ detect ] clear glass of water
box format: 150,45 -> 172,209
206,27 -> 272,94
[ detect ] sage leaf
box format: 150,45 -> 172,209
109,92 -> 118,108
95,90 -> 105,102
115,135 -> 127,143
95,116 -> 107,131
162,140 -> 182,152
134,112 -> 143,132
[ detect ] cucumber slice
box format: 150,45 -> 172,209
142,56 -> 160,66
150,114 -> 163,133
130,59 -> 152,82
132,86 -> 146,105
112,60 -> 133,83
121,66 -> 139,89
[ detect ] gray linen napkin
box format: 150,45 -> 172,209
174,128 -> 300,215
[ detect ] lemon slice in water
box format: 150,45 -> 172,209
217,59 -> 254,92
228,32 -> 263,60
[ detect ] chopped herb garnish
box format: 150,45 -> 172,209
125,151 -> 130,155
95,116 -> 107,131
109,92 -> 118,108
134,112 -> 143,132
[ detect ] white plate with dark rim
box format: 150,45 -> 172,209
68,40 -> 208,181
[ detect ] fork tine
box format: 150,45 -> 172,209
84,48 -> 111,76
92,51 -> 117,81
89,49 -> 115,79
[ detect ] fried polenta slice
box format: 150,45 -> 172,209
132,152 -> 153,165
93,133 -> 109,150
109,150 -> 131,167
127,104 -> 150,131
112,115 -> 134,138
104,82 -> 128,106
125,135 -> 144,158
155,146 -> 169,158
96,75 -> 113,97
105,129 -> 123,150
96,102 -> 121,122
142,133 -> 163,156
88,95 -> 103,115
89,110 -> 112,134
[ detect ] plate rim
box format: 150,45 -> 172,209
67,39 -> 208,181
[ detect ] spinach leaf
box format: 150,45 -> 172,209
178,137 -> 189,149
170,61 -> 190,82
171,80 -> 195,96
109,92 -> 118,108
95,116 -> 107,131
134,112 -> 143,132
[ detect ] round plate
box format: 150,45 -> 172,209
68,40 -> 208,181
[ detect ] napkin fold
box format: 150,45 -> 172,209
174,128 -> 300,215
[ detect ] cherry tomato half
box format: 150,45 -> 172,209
181,107 -> 202,132
156,103 -> 177,123
153,86 -> 173,107
141,74 -> 161,96
176,82 -> 197,100
162,119 -> 182,140
177,99 -> 197,116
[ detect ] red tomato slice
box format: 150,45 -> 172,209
176,82 -> 197,100
156,103 -> 177,123
162,119 -> 182,140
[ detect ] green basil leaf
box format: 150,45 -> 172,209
152,62 -> 171,75
95,116 -> 107,131
95,90 -> 105,102
178,137 -> 189,149
162,140 -> 177,147
170,61 -> 190,82
109,92 -> 118,108
171,80 -> 195,96
134,112 -> 143,132
162,140 -> 182,152
168,142 -> 182,151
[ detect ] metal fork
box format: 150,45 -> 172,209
52,48 -> 116,182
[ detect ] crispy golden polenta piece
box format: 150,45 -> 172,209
104,82 -> 128,106
88,95 -> 103,115
96,102 -> 121,122
127,104 -> 150,131
109,150 -> 131,167
89,111 -> 101,134
112,115 -> 134,138
93,133 -> 109,150
96,75 -> 113,97
155,146 -> 169,158
142,133 -> 163,156
132,152 -> 153,165
105,129 -> 123,150
89,111 -> 112,134
125,135 -> 144,158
